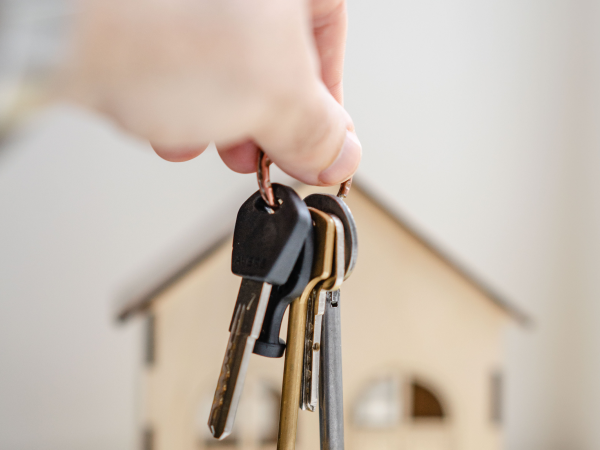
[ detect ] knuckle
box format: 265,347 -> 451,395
290,94 -> 345,169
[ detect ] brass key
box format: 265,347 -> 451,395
277,208 -> 336,450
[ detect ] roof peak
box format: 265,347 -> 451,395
116,180 -> 531,325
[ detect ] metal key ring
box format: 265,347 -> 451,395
257,149 -> 277,210
257,149 -> 353,205
337,177 -> 352,199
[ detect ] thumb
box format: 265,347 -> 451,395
254,82 -> 361,186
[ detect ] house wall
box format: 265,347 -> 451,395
143,188 -> 509,450
341,189 -> 508,450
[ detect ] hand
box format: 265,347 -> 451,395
62,0 -> 361,185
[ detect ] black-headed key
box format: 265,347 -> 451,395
208,184 -> 311,440
253,229 -> 314,358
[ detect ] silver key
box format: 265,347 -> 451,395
209,279 -> 272,439
319,290 -> 345,450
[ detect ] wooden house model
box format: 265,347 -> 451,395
118,184 -> 528,450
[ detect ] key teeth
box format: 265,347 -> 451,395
209,281 -> 272,442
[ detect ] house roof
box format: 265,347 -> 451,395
116,181 -> 531,325
352,183 -> 531,325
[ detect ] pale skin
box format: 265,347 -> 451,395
63,0 -> 361,186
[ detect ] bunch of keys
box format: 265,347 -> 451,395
209,151 -> 358,450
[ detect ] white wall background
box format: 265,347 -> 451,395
344,1 -> 592,449
0,0 -> 599,449
0,108 -> 265,449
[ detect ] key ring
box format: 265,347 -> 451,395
337,177 -> 352,199
257,149 -> 353,206
257,149 -> 277,210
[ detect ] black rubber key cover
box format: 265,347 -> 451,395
253,229 -> 314,358
232,183 -> 311,285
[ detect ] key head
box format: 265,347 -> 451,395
233,184 -> 311,285
308,207 -> 335,281
321,214 -> 345,291
253,231 -> 314,358
304,194 -> 358,280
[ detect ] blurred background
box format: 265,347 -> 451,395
1,0 -> 599,449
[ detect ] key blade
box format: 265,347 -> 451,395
301,287 -> 328,412
300,287 -> 318,411
310,289 -> 327,409
209,279 -> 272,439
319,289 -> 345,450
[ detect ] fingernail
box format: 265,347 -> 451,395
318,130 -> 362,185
